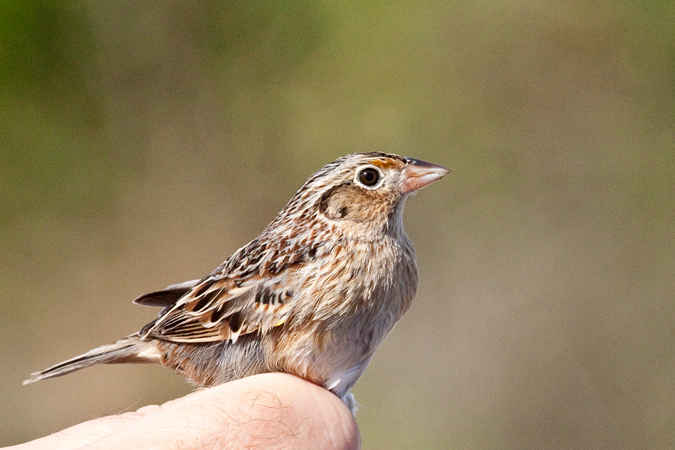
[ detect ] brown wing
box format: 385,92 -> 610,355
140,273 -> 295,344
132,279 -> 201,308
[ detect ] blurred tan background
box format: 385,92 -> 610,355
1,1 -> 674,448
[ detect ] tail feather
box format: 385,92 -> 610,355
23,336 -> 159,385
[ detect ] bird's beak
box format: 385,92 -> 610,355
400,158 -> 451,193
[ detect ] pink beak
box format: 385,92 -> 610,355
400,158 -> 451,193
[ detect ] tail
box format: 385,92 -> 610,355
23,336 -> 160,385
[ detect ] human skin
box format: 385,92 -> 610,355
8,373 -> 360,450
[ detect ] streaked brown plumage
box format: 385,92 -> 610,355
25,152 -> 449,412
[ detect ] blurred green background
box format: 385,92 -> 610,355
1,1 -> 674,448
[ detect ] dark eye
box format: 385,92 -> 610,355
358,168 -> 380,186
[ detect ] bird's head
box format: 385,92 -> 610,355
274,152 -> 450,240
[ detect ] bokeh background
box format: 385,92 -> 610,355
1,1 -> 674,448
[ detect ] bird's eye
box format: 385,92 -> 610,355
357,168 -> 380,187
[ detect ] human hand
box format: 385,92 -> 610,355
11,373 -> 360,450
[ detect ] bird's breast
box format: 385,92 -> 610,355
271,235 -> 417,389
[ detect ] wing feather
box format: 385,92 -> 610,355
132,279 -> 201,307
142,273 -> 295,344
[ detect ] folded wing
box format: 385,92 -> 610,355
140,274 -> 295,344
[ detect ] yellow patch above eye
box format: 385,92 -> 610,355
369,159 -> 398,169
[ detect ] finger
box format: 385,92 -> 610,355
5,409 -> 154,450
80,373 -> 359,450
10,373 -> 359,450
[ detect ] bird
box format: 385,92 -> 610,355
24,152 -> 449,412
